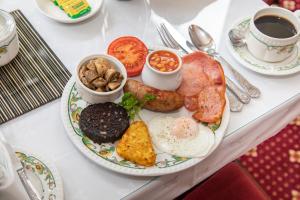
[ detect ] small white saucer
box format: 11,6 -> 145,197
16,150 -> 64,200
226,17 -> 300,76
35,0 -> 103,24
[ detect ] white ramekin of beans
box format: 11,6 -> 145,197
141,47 -> 182,91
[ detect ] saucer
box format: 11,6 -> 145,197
35,0 -> 103,24
16,150 -> 64,200
226,17 -> 300,76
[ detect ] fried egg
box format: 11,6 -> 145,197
148,116 -> 215,157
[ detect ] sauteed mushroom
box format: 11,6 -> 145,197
81,77 -> 96,90
84,69 -> 99,83
79,57 -> 123,92
108,82 -> 121,90
95,63 -> 109,77
105,68 -> 118,82
92,77 -> 107,88
87,60 -> 96,70
95,87 -> 105,92
79,65 -> 88,78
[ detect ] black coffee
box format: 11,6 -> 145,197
254,15 -> 297,38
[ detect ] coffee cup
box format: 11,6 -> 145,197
246,7 -> 300,63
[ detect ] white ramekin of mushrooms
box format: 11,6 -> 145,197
75,54 -> 127,104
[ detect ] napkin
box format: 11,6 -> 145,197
0,134 -> 30,200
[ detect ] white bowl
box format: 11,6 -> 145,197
75,54 -> 127,104
141,48 -> 182,91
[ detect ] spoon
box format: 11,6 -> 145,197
188,25 -> 250,105
228,28 -> 246,47
226,90 -> 243,112
188,24 -> 261,98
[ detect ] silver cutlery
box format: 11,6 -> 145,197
188,24 -> 261,98
1,139 -> 41,200
158,22 -> 250,102
228,28 -> 246,47
225,77 -> 250,104
156,23 -> 243,112
187,25 -> 250,104
226,90 -> 243,112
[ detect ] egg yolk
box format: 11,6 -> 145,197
171,117 -> 198,139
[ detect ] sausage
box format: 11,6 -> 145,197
123,80 -> 184,112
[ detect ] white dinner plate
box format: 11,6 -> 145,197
34,0 -> 103,23
16,149 -> 64,200
226,17 -> 300,76
60,76 -> 230,176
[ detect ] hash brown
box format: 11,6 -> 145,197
116,121 -> 156,166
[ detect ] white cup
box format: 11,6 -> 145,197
0,10 -> 19,67
246,7 -> 300,63
0,139 -> 30,200
141,48 -> 182,91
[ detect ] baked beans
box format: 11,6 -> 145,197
149,50 -> 179,72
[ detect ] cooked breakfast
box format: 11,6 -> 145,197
116,121 -> 156,166
123,79 -> 184,112
79,102 -> 129,144
69,36 -> 228,170
149,50 -> 179,72
177,52 -> 226,123
108,36 -> 148,77
79,57 -> 124,92
148,116 -> 215,157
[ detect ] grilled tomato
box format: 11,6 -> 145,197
108,36 -> 148,77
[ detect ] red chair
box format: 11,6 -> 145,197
264,0 -> 300,11
183,162 -> 270,200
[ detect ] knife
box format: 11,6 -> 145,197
1,140 -> 41,200
158,20 -> 251,104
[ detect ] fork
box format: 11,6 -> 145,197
158,23 -> 251,104
155,23 -> 245,112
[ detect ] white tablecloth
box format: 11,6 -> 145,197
0,0 -> 299,199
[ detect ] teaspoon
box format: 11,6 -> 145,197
228,28 -> 246,47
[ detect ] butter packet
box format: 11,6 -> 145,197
54,0 -> 91,19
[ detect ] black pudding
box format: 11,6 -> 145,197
79,102 -> 129,144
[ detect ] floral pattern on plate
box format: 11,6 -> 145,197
61,77 -> 230,176
67,83 -> 190,169
16,151 -> 63,200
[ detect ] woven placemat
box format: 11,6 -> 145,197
0,10 -> 71,124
